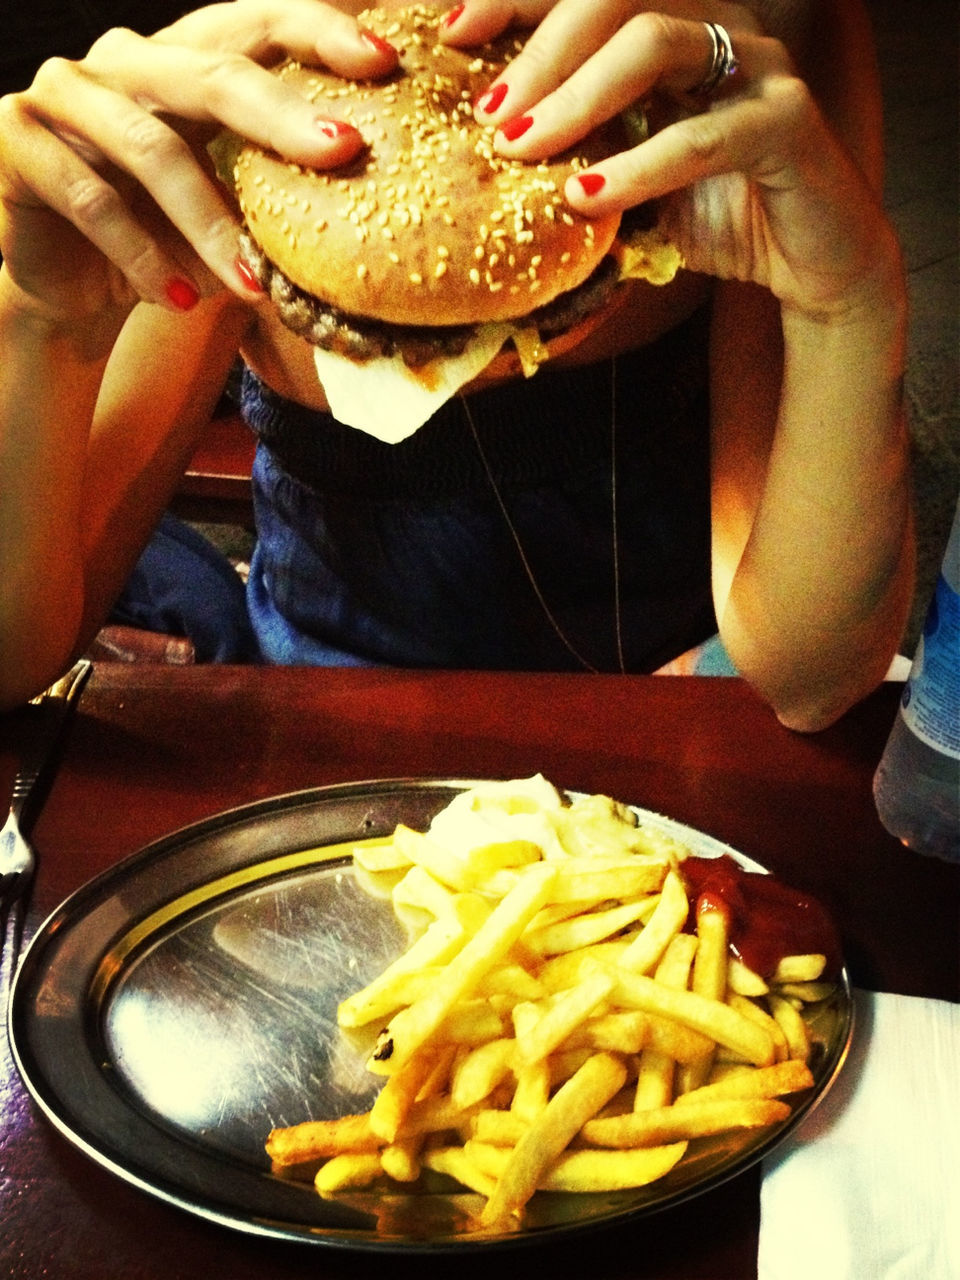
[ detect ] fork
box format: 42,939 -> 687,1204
0,659 -> 92,980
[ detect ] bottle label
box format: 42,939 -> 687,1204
900,572 -> 960,758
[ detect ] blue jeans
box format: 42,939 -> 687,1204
242,315 -> 717,672
109,513 -> 259,663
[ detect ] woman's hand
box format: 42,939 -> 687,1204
0,0 -> 398,325
442,0 -> 900,321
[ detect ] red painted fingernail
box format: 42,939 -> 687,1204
499,113 -> 533,141
165,277 -> 199,311
359,28 -> 396,58
315,117 -> 356,140
442,3 -> 466,27
577,173 -> 606,197
475,81 -> 508,115
235,257 -> 264,294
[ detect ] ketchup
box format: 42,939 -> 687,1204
680,855 -> 842,980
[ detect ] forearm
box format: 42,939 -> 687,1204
0,273 -> 117,702
0,274 -> 247,707
717,274 -> 914,730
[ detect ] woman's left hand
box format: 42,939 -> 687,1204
442,0 -> 900,321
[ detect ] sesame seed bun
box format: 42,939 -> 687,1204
234,6 -> 623,331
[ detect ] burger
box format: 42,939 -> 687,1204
232,6 -> 681,440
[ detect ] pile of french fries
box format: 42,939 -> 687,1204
266,776 -> 833,1232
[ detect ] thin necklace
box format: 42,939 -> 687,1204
461,356 -> 626,675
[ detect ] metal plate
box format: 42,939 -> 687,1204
9,778 -> 852,1251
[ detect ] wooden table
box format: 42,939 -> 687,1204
2,667 -> 957,1279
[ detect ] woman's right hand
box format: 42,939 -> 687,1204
0,0 -> 398,325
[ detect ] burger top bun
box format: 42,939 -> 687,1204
234,6 -> 622,328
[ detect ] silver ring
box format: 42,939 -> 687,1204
691,22 -> 739,96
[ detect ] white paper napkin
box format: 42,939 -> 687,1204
758,989 -> 959,1279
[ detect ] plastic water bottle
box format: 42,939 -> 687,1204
873,497 -> 960,862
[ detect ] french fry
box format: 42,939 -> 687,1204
475,963 -> 545,1002
337,912 -> 467,1028
545,1048 -> 595,1086
370,1045 -> 440,1142
314,1152 -> 383,1194
728,991 -> 791,1063
437,999 -> 505,1046
766,992 -> 811,1061
450,1038 -> 516,1110
727,956 -> 769,997
523,898 -> 656,958
633,1046 -> 674,1111
677,903 -> 729,1093
776,980 -> 837,1004
416,1042 -> 458,1101
480,1052 -> 628,1226
564,1009 -> 651,1055
266,1112 -> 381,1165
513,969 -> 615,1064
462,839 -> 543,884
390,864 -> 459,919
635,933 -> 697,1110
673,1058 -> 814,1105
582,1097 -> 791,1148
547,859 -> 667,904
511,1057 -> 552,1121
619,869 -> 689,974
468,1139 -> 690,1192
472,1109 -> 529,1147
608,966 -> 776,1067
371,862 -> 557,1074
392,823 -> 475,890
380,1134 -> 423,1182
421,1145 -> 497,1198
395,1092 -> 485,1139
642,1014 -> 716,1064
772,954 -> 826,985
352,837 -> 412,873
536,939 -> 632,992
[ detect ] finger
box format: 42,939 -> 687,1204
439,0 -> 553,47
0,96 -> 191,311
458,0 -> 624,123
564,63 -> 804,218
25,60 -> 255,298
474,0 -> 632,122
80,28 -> 376,169
152,0 -> 400,78
490,13 -> 738,156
